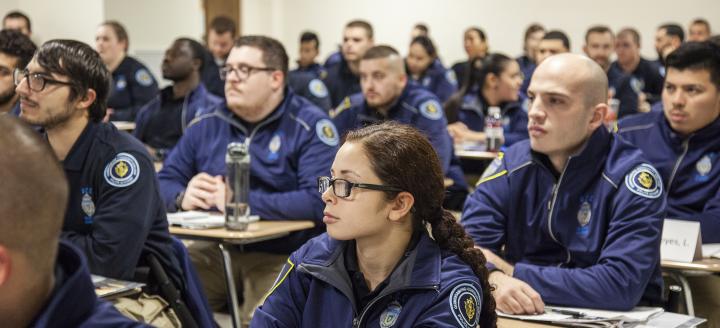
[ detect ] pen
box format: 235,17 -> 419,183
546,308 -> 586,318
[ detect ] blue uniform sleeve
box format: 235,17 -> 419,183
415,100 -> 452,173
250,255 -> 307,327
503,109 -> 529,146
111,67 -> 159,121
249,118 -> 336,221
413,280 -> 484,328
158,127 -> 200,212
698,186 -> 720,243
461,156 -> 510,255
432,70 -> 458,103
60,151 -> 160,280
512,172 -> 665,310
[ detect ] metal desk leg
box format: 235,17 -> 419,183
219,243 -> 242,328
672,272 -> 695,316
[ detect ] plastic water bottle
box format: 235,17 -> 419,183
225,142 -> 251,231
485,106 -> 504,152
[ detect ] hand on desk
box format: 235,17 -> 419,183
479,247 -> 545,315
181,173 -> 225,212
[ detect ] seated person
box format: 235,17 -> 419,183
517,24 -> 545,97
445,54 -> 528,147
134,38 -> 223,161
406,36 -> 458,103
252,122 -> 496,327
0,115 -> 149,327
611,28 -> 664,110
451,27 -> 489,89
158,35 -> 337,322
461,54 -> 665,314
332,45 -> 468,210
0,29 -> 35,116
324,20 -> 374,108
288,30 -> 331,111
290,31 -> 325,78
95,21 -> 158,121
16,39 -> 182,287
618,41 -> 720,325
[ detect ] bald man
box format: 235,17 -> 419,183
332,45 -> 470,209
0,116 -> 148,327
462,54 -> 665,314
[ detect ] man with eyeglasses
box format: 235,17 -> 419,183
158,35 -> 337,323
14,39 -> 183,303
0,29 -> 35,116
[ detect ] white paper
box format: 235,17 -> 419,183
167,211 -> 259,228
661,219 -> 701,262
701,243 -> 720,258
497,306 -> 663,324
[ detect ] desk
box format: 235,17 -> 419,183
497,317 -> 560,328
112,121 -> 136,132
455,149 -> 498,161
662,257 -> 720,316
171,220 -> 315,328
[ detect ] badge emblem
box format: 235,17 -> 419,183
419,100 -> 443,120
268,133 -> 282,161
445,69 -> 458,86
625,163 -> 663,199
308,79 -> 328,98
135,69 -> 154,87
449,283 -> 481,328
115,75 -> 127,91
379,301 -> 402,328
697,155 -> 712,177
80,187 -> 95,224
315,119 -> 339,146
104,152 -> 141,187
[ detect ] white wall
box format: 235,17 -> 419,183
9,0 -> 103,46
242,0 -> 720,68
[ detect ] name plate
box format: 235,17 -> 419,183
661,219 -> 702,263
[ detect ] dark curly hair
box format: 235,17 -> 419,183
344,121 -> 497,327
0,29 -> 36,69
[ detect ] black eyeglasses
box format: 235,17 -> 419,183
14,68 -> 75,92
317,176 -> 403,198
220,64 -> 276,81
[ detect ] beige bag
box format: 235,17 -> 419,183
113,293 -> 182,328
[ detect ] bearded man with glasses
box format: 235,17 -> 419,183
158,35 -> 338,323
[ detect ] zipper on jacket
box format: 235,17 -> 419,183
546,160 -> 572,265
667,138 -> 690,191
353,285 -> 439,327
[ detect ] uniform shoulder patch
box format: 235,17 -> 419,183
115,75 -> 127,91
624,163 -> 663,199
419,99 -> 443,120
449,282 -> 481,328
104,152 -> 141,187
445,69 -> 458,86
477,152 -> 506,186
135,68 -> 154,87
308,78 -> 329,98
330,96 -> 352,118
315,118 -> 339,146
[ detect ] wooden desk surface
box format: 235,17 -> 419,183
661,257 -> 720,272
170,220 -> 315,244
455,149 -> 498,161
112,121 -> 136,131
497,317 -> 560,328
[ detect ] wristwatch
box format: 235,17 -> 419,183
175,190 -> 186,211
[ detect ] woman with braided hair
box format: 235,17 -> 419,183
252,121 -> 496,327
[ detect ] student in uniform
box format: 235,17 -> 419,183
688,18 -> 712,42
451,27 -> 489,89
0,29 -> 35,116
611,28 -> 665,113
617,41 -> 720,325
2,10 -> 31,37
14,39 -> 183,301
583,25 -> 639,119
158,35 -> 337,323
406,35 -> 458,103
134,38 -> 223,161
288,31 -> 332,111
95,20 -> 158,121
206,16 -> 236,67
291,31 -> 325,78
654,23 -> 684,72
324,20 -> 374,108
0,115 -> 150,328
536,30 -> 570,64
252,121 -> 496,327
445,53 -> 527,147
517,23 -> 545,97
461,54 -> 665,314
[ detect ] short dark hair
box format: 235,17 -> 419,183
209,16 -> 237,37
0,29 -> 36,69
543,30 -> 571,50
524,23 -> 545,42
175,37 -> 206,71
346,20 -> 374,39
300,31 -> 319,49
585,25 -> 613,43
101,20 -> 129,52
414,23 -> 429,35
617,27 -> 641,47
660,23 -> 685,42
467,27 -> 487,42
362,45 -> 399,61
235,35 -> 289,79
665,41 -> 720,90
691,18 -> 711,30
0,115 -> 67,272
3,11 -> 31,33
36,40 -> 111,122
410,36 -> 437,58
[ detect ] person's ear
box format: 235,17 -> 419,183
0,246 -> 11,287
192,58 -> 202,71
589,103 -> 608,130
270,71 -> 285,90
486,73 -> 499,89
76,89 -> 97,111
387,191 -> 415,222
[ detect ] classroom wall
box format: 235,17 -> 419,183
5,0 -> 104,46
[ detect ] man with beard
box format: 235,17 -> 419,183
134,38 -> 222,161
0,29 -> 35,116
